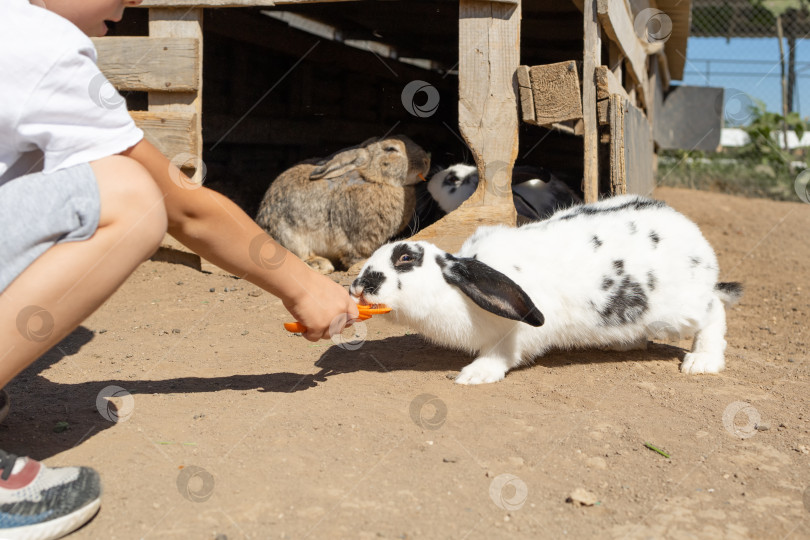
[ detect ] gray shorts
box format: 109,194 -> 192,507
0,163 -> 100,293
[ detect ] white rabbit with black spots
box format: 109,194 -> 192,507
351,195 -> 742,384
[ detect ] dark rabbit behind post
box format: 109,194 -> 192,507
255,135 -> 430,274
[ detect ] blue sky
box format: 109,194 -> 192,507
682,36 -> 809,120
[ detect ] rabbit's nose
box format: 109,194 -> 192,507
352,269 -> 386,296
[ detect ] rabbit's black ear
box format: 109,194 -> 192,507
438,255 -> 544,326
310,148 -> 370,180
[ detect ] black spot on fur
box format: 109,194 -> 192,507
391,243 -> 424,273
557,198 -> 667,221
647,271 -> 656,291
715,282 -> 744,301
649,231 -> 660,247
514,265 -> 522,272
354,270 -> 386,295
602,277 -> 614,290
690,256 -> 701,267
591,235 -> 603,249
613,260 -> 625,275
397,279 -> 402,290
599,275 -> 649,326
449,187 -> 457,194
442,173 -> 458,187
707,299 -> 713,312
628,221 -> 638,234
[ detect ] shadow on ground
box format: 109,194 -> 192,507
0,327 -> 684,460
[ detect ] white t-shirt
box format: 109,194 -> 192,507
0,0 -> 143,182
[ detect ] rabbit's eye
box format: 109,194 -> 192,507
397,254 -> 412,265
384,146 -> 398,153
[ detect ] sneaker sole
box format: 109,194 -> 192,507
1,497 -> 100,540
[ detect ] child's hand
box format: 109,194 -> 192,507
282,270 -> 360,342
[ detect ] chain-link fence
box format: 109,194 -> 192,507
658,0 -> 809,201
684,0 -> 809,124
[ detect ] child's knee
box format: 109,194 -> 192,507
91,155 -> 168,245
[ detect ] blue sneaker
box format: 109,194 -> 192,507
0,449 -> 101,540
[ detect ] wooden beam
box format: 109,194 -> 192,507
596,0 -> 648,107
410,0 -> 520,252
92,37 -> 199,92
148,8 -> 204,183
517,67 -> 537,125
518,61 -> 583,127
656,51 -> 671,92
582,0 -> 601,203
205,10 -> 439,86
131,111 -> 197,164
609,94 -> 654,196
595,65 -> 630,102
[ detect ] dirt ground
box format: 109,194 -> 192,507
2,186 -> 809,539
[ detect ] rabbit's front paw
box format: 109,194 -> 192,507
305,256 -> 335,274
681,352 -> 725,374
455,358 -> 508,385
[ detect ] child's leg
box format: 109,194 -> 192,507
0,156 -> 167,388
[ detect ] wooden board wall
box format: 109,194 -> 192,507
609,94 -> 654,196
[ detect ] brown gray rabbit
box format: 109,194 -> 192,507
255,135 -> 430,273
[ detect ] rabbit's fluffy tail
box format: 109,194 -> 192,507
715,282 -> 744,307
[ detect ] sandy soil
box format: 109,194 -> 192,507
2,186 -> 809,540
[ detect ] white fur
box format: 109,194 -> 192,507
426,164 -> 478,213
351,195 -> 741,384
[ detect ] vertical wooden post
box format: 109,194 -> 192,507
458,0 -> 520,212
582,0 -> 602,203
148,8 -> 204,181
411,0 -> 520,251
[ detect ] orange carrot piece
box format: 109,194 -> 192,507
283,304 -> 391,333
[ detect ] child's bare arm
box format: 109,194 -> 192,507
120,139 -> 358,341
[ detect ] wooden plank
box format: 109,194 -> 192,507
596,0 -> 648,107
517,66 -> 537,125
597,99 -> 609,125
648,55 -> 662,136
205,10 -> 440,86
595,65 -> 630,102
148,8 -> 204,183
655,0 -> 691,80
609,94 -> 654,196
653,85 -> 723,152
131,111 -> 197,163
609,94 -> 626,195
656,51 -> 671,91
518,61 -> 583,127
582,0 -> 601,203
92,37 -> 198,92
410,0 -> 520,252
